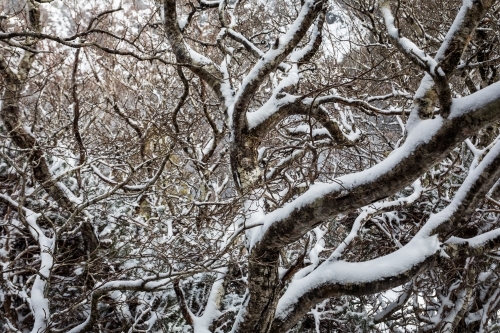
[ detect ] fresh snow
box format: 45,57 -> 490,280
250,115 -> 444,248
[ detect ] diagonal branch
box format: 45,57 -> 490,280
380,0 -> 494,119
272,136 -> 500,332
250,80 -> 500,255
164,0 -> 224,98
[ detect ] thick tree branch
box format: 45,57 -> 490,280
252,81 -> 500,255
380,0 -> 494,119
270,121 -> 500,332
164,0 -> 224,97
229,0 -> 326,191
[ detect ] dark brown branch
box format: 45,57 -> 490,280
281,236 -> 310,283
269,113 -> 500,332
164,0 -> 223,96
71,49 -> 86,189
174,280 -> 194,326
373,283 -> 413,324
254,83 -> 500,257
272,253 -> 438,333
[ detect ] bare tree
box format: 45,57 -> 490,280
0,0 -> 500,332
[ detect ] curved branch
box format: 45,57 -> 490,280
380,0 -> 494,119
174,280 -> 194,326
373,283 -> 413,324
164,0 -> 224,97
231,0 -> 326,131
251,81 -> 500,254
270,116 -> 500,332
71,49 -> 86,188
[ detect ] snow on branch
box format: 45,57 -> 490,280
0,194 -> 54,333
231,0 -> 325,128
379,0 -> 440,74
329,180 -> 422,261
251,79 -> 500,251
272,136 -> 500,331
164,0 -> 224,98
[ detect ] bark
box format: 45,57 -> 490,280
0,3 -> 99,254
254,82 -> 500,256
233,82 -> 500,332
269,115 -> 500,332
234,251 -> 282,333
382,0 -> 494,119
273,254 -> 439,333
230,0 -> 326,191
163,0 -> 223,97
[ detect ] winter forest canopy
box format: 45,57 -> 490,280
1,0 -> 500,332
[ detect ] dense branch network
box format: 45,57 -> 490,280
0,0 -> 499,332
